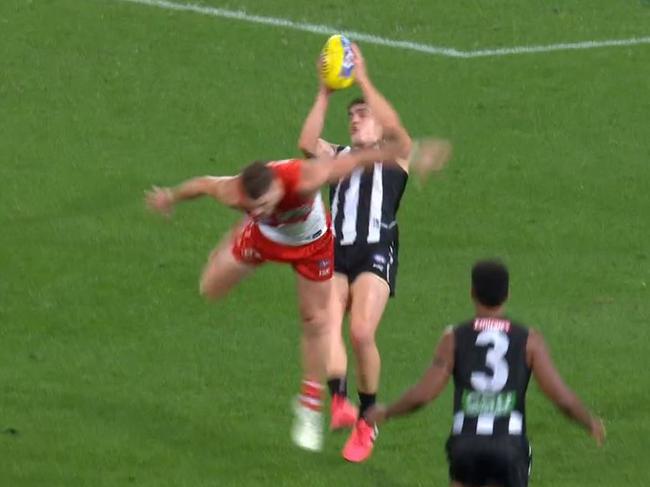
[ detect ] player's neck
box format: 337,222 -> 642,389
474,305 -> 506,318
352,141 -> 380,150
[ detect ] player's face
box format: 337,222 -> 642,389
248,178 -> 283,219
348,103 -> 382,147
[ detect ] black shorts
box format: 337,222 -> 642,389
334,240 -> 398,296
446,435 -> 531,487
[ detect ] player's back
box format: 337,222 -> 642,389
447,317 -> 532,487
451,317 -> 531,437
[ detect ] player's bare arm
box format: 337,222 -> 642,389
297,59 -> 337,159
351,43 -> 412,162
367,329 -> 455,424
146,176 -> 241,216
527,329 -> 606,446
296,142 -> 403,196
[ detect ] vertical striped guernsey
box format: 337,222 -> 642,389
330,146 -> 408,246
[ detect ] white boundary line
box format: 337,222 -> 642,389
114,0 -> 650,59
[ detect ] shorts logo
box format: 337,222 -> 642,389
373,254 -> 386,265
318,259 -> 331,276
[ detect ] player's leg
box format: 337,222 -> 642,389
326,274 -> 349,386
341,272 -> 390,462
349,273 -> 389,399
296,273 -> 331,384
291,272 -> 332,451
199,225 -> 256,300
326,273 -> 358,430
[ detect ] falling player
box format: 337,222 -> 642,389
145,142 -> 406,452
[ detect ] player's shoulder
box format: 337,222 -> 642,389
268,158 -> 302,168
448,319 -> 475,336
507,319 -> 534,337
268,158 -> 304,175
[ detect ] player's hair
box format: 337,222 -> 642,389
347,97 -> 367,113
241,161 -> 273,199
471,259 -> 509,307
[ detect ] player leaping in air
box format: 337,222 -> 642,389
298,42 -> 449,462
145,138 -> 412,452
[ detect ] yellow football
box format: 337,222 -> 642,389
320,34 -> 355,90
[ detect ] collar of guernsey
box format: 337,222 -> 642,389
257,159 -> 328,246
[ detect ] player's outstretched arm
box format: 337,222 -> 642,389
528,330 -> 606,446
146,176 -> 240,216
366,329 -> 454,424
296,142 -> 402,195
352,43 -> 412,160
297,59 -> 336,159
297,135 -> 449,195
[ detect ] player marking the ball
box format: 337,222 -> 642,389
299,38 -> 450,462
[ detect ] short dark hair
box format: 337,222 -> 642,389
471,259 -> 509,307
347,97 -> 366,112
241,160 -> 273,199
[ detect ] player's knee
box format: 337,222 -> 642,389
350,324 -> 377,349
199,277 -> 225,301
300,308 -> 329,336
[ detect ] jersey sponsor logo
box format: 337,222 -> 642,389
462,390 -> 516,417
473,318 -> 511,333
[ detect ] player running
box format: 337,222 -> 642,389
145,142 -> 405,452
367,260 -> 606,486
299,42 -> 414,462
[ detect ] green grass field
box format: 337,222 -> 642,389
2,1 -> 649,485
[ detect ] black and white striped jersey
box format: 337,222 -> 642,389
329,145 -> 408,246
451,318 -> 531,437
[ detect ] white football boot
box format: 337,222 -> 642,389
291,399 -> 323,452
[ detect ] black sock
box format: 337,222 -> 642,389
327,377 -> 347,398
358,392 -> 377,419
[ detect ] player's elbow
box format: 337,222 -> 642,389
298,139 -> 316,158
383,125 -> 411,157
412,382 -> 438,406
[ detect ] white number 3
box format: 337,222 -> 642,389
471,330 -> 510,392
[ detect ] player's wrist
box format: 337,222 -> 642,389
317,83 -> 331,99
355,73 -> 371,89
168,187 -> 179,205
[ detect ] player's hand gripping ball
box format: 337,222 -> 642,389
320,34 -> 355,90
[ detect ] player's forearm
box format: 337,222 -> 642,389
169,178 -> 206,203
556,392 -> 595,431
385,386 -> 432,420
356,77 -> 403,132
327,147 -> 387,181
298,89 -> 329,156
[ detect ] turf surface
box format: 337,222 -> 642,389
1,0 -> 649,485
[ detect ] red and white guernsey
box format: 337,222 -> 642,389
256,159 -> 329,246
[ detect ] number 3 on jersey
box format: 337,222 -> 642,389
471,330 -> 510,393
